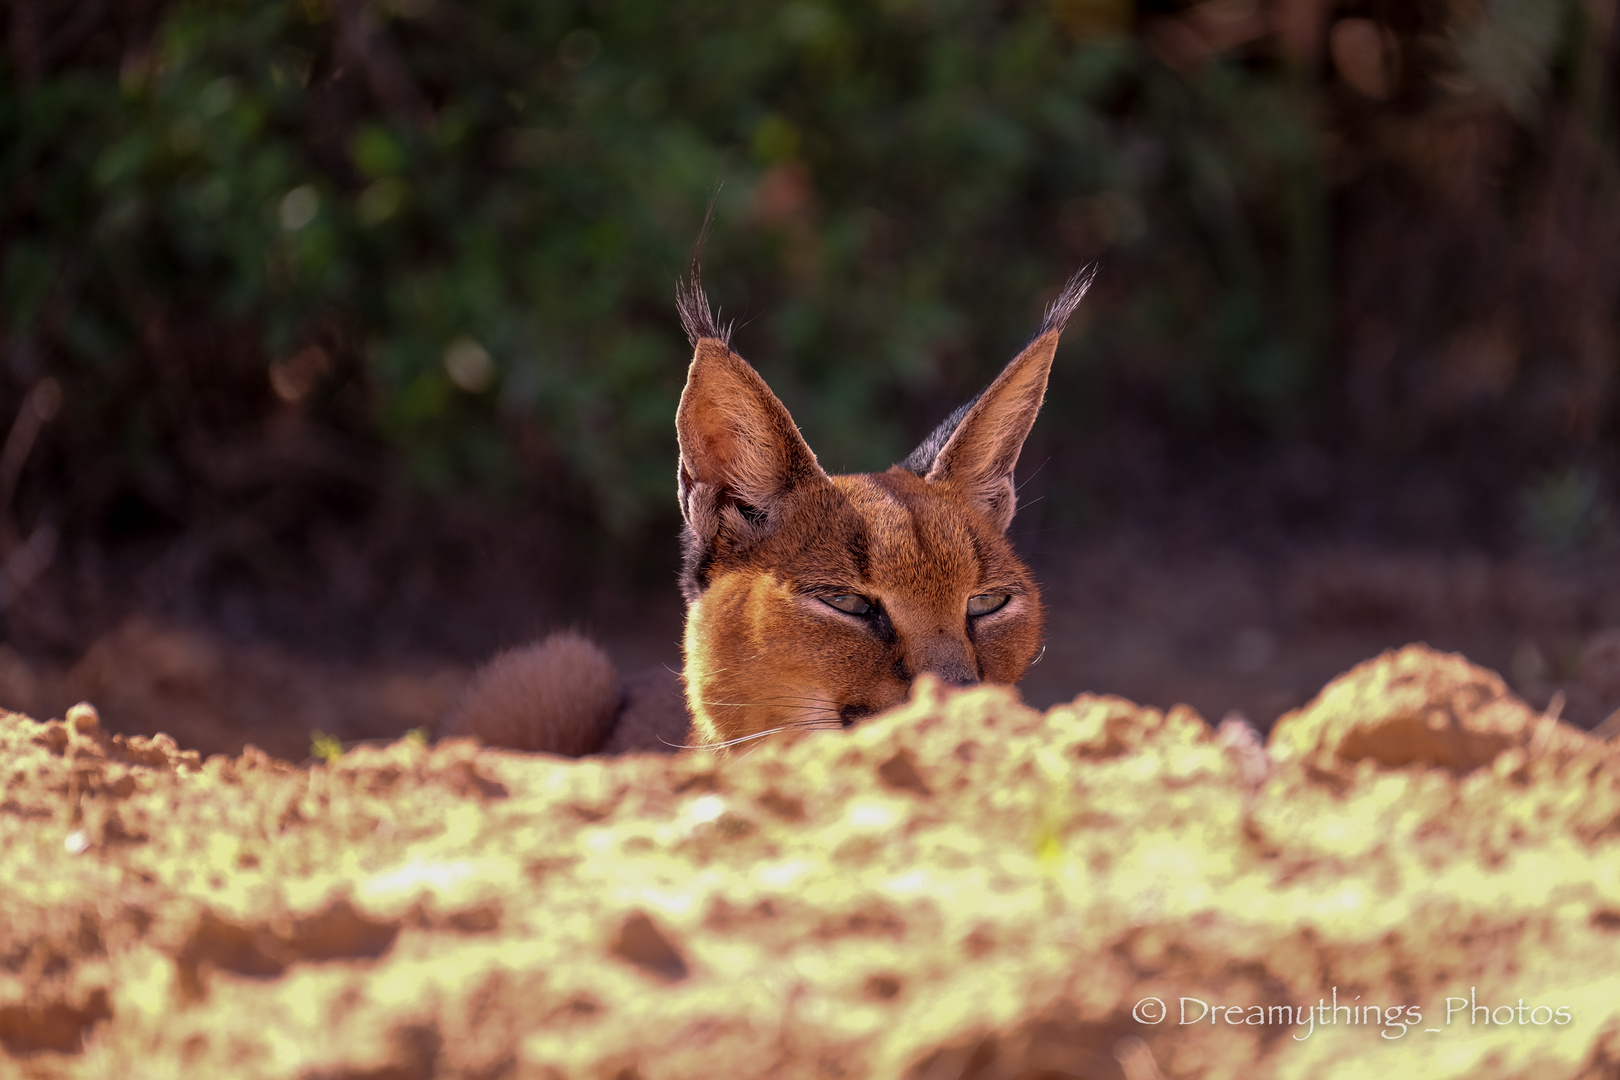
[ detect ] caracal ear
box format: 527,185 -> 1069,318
901,267 -> 1095,533
674,273 -> 827,559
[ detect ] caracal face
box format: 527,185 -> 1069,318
674,266 -> 1093,751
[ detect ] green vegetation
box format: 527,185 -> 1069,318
310,729 -> 344,762
4,0 -> 1615,537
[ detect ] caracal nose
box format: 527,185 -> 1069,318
911,633 -> 979,688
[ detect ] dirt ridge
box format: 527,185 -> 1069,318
4,644 -> 1620,1078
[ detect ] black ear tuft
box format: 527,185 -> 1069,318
1039,264 -> 1097,338
677,272 -> 731,347
898,265 -> 1095,478
675,194 -> 733,346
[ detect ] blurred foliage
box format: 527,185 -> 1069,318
2,0 -> 1617,539
309,728 -> 343,762
1522,466 -> 1612,554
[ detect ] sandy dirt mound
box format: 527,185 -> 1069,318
4,645 -> 1620,1079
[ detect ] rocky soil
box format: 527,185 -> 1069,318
4,645 -> 1620,1079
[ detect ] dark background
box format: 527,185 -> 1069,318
4,0 -> 1620,751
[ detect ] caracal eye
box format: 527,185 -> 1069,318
823,593 -> 873,616
967,593 -> 1010,616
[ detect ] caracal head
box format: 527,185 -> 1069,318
673,266 -> 1094,751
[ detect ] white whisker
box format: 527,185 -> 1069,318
699,696 -> 839,710
702,716 -> 843,750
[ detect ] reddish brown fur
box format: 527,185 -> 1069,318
449,269 -> 1090,756
677,314 -> 1082,751
444,631 -> 619,755
682,468 -> 1043,749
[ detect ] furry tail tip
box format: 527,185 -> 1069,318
441,631 -> 620,756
